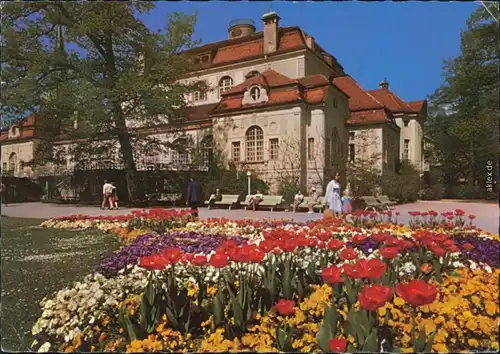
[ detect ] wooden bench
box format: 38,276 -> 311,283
205,194 -> 241,210
361,196 -> 389,211
376,195 -> 398,207
291,196 -> 326,212
244,195 -> 284,212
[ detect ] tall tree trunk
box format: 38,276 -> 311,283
114,111 -> 145,205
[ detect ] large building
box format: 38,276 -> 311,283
0,11 -> 427,194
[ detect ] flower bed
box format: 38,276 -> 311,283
32,210 -> 499,353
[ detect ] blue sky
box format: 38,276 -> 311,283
138,1 -> 478,102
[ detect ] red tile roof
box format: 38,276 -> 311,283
407,100 -> 426,114
367,89 -> 419,114
347,109 -> 391,125
186,27 -> 344,73
213,70 -> 330,113
223,70 -> 297,95
332,75 -> 384,111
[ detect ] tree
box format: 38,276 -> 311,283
1,3 -> 208,204
426,4 -> 499,198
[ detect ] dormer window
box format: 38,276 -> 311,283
242,84 -> 268,105
201,55 -> 210,64
246,70 -> 260,79
250,86 -> 261,100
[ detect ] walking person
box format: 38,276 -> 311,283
110,182 -> 119,210
325,172 -> 342,218
186,177 -> 202,217
101,180 -> 113,210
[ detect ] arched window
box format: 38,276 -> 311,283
218,76 -> 233,96
200,135 -> 213,167
246,126 -> 264,162
250,86 -> 261,100
8,152 -> 17,173
245,70 -> 260,79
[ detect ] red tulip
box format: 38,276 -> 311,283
344,259 -> 386,279
351,234 -> 368,245
358,284 -> 393,311
191,255 -> 208,266
139,254 -> 169,270
430,245 -> 446,257
371,232 -> 387,243
275,299 -> 295,316
395,280 -> 437,307
463,242 -> 474,251
321,265 -> 344,284
379,247 -> 399,260
161,247 -> 183,264
328,338 -> 348,352
210,253 -> 229,268
326,239 -> 344,251
339,248 -> 358,261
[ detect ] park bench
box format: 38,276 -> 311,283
291,196 -> 326,212
244,195 -> 284,212
361,196 -> 389,211
376,195 -> 397,208
205,194 -> 241,210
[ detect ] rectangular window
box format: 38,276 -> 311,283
2,162 -> 7,172
172,150 -> 190,166
404,121 -> 409,127
404,139 -> 410,160
349,144 -> 355,162
232,141 -> 241,162
349,132 -> 355,141
193,90 -> 207,102
307,138 -> 315,160
269,138 -> 279,160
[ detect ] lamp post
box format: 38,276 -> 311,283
247,171 -> 251,196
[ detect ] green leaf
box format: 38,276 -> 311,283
276,326 -> 286,351
423,330 -> 438,352
362,330 -> 378,352
432,259 -> 443,283
414,328 -> 427,352
165,306 -> 180,331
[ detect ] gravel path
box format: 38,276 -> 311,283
1,200 -> 498,233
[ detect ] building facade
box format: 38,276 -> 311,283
1,10 -> 427,195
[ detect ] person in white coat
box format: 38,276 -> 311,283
325,172 -> 342,218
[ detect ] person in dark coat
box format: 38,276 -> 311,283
186,177 -> 202,217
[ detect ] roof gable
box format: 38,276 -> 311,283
368,89 -> 413,113
332,75 -> 384,111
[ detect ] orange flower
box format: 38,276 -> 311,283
420,263 -> 432,274
463,243 -> 474,251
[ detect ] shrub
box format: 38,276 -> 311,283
382,160 -> 420,203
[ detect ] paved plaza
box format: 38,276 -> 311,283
1,200 -> 498,233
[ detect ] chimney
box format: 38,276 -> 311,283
379,78 -> 389,90
228,19 -> 256,39
262,10 -> 281,54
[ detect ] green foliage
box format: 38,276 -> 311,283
1,3 -> 206,204
426,4 -> 499,200
381,160 -> 421,203
419,168 -> 444,200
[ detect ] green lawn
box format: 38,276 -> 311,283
1,217 -> 119,351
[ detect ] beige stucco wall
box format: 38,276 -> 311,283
347,126 -> 384,173
1,140 -> 37,176
395,114 -> 423,171
212,106 -> 304,193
